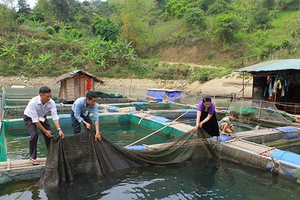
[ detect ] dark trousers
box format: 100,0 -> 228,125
71,111 -> 93,134
23,115 -> 52,159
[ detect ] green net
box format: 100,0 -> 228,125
0,123 -> 7,162
227,98 -> 296,128
37,128 -> 217,188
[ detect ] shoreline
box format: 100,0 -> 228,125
0,73 -> 253,97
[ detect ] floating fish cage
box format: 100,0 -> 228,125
1,90 -> 300,185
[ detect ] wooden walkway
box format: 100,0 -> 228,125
0,158 -> 46,171
224,139 -> 276,156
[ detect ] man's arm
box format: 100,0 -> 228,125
94,121 -> 101,141
53,119 -> 65,138
35,121 -> 53,138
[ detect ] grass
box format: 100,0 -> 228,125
269,10 -> 300,41
151,19 -> 185,46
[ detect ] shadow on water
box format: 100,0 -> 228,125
1,158 -> 300,200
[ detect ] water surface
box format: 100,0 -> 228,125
1,158 -> 299,199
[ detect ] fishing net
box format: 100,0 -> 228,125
227,98 -> 295,128
216,143 -> 270,170
37,128 -> 217,188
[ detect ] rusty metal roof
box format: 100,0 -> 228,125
55,70 -> 104,84
236,59 -> 300,73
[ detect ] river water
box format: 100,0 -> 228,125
1,123 -> 300,199
1,87 -> 300,199
1,157 -> 299,199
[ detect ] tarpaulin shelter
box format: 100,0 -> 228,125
55,70 -> 104,102
147,88 -> 183,103
236,59 -> 300,114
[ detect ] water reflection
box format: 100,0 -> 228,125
1,158 -> 299,200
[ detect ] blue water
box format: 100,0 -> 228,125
1,158 -> 299,199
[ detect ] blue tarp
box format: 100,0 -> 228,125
151,116 -> 172,123
124,145 -> 147,151
271,149 -> 300,166
147,89 -> 183,102
274,126 -> 298,133
131,102 -> 148,105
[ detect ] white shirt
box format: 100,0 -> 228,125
24,96 -> 59,123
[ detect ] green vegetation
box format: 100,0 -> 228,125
0,0 -> 300,81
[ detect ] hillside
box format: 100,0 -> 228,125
0,0 -> 300,80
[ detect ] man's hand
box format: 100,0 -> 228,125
194,124 -> 198,131
95,133 -> 101,141
44,130 -> 53,138
84,122 -> 91,130
59,130 -> 65,138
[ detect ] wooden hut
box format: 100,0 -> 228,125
237,59 -> 300,114
55,70 -> 104,102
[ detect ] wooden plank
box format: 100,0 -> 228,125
0,158 -> 47,171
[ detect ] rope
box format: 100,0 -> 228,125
15,184 -> 35,200
270,150 -> 288,173
126,109 -> 192,147
138,110 -> 148,124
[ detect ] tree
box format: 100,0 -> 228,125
49,0 -> 78,21
261,0 -> 275,10
120,0 -> 154,53
281,39 -> 292,55
214,13 -> 240,43
92,17 -> 120,42
207,0 -> 230,15
33,0 -> 55,22
0,4 -> 18,32
17,0 -> 30,13
253,8 -> 271,28
184,7 -> 206,30
279,0 -> 300,11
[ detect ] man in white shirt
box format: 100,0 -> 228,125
24,86 -> 64,165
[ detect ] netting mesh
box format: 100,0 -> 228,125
37,128 -> 217,188
227,99 -> 295,127
216,144 -> 270,170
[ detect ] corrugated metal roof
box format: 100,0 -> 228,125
236,59 -> 300,73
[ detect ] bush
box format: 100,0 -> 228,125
184,8 -> 206,30
46,27 -> 55,35
207,0 -> 229,15
279,0 -> 300,11
214,13 -> 240,43
92,17 -> 120,41
253,8 -> 272,27
53,24 -> 60,33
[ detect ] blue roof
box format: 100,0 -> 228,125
236,59 -> 300,73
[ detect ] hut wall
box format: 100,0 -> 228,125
58,74 -> 97,102
65,79 -> 75,101
73,75 -> 96,100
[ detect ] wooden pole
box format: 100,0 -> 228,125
243,72 -> 245,98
